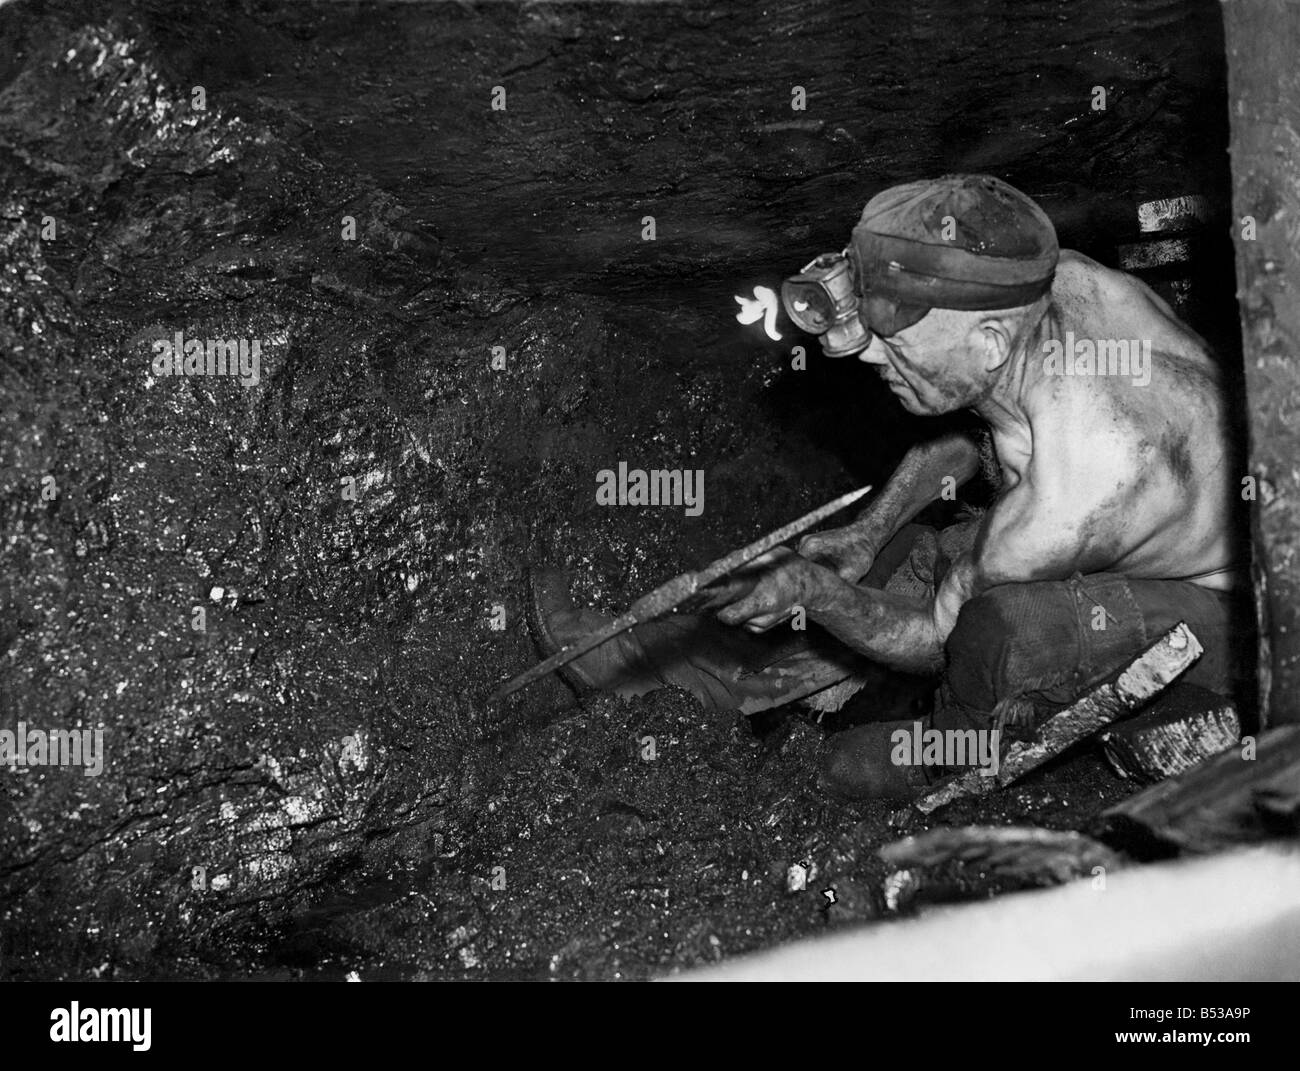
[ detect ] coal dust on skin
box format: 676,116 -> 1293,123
0,0 -> 1221,979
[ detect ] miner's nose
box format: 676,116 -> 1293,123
857,332 -> 890,366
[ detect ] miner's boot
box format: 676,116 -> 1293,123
528,569 -> 666,699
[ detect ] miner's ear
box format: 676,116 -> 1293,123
979,316 -> 1013,372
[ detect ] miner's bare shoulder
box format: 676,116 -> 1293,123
1055,250 -> 1218,366
1027,252 -> 1232,500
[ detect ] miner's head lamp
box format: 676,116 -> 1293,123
779,249 -> 930,357
780,252 -> 865,357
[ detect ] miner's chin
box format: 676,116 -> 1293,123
889,384 -> 973,417
888,385 -> 944,416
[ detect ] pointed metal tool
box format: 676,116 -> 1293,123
491,484 -> 872,701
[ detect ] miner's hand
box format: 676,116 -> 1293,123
797,523 -> 880,583
715,547 -> 848,633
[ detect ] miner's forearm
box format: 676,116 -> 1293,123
852,430 -> 981,545
809,584 -> 946,675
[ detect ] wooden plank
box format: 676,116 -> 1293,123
1097,724 -> 1300,854
1100,682 -> 1240,783
879,825 -> 1124,887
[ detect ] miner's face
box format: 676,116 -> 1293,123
856,306 -> 988,415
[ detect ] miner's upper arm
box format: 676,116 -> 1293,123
932,429 -> 1157,641
930,485 -> 1091,642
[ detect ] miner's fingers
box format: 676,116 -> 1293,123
693,547 -> 797,613
686,574 -> 759,612
742,608 -> 796,634
717,580 -> 789,626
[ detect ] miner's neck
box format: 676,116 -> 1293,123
972,303 -> 1056,435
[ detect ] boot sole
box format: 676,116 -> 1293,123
525,568 -> 599,696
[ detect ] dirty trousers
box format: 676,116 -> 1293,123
598,521 -> 1252,729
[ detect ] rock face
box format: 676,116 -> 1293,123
0,16 -> 874,978
0,1 -> 1235,979
0,22 -> 486,975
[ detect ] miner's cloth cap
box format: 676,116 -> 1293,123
851,174 -> 1059,311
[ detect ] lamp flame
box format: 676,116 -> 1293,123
734,286 -> 782,341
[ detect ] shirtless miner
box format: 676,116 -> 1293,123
530,174 -> 1251,800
